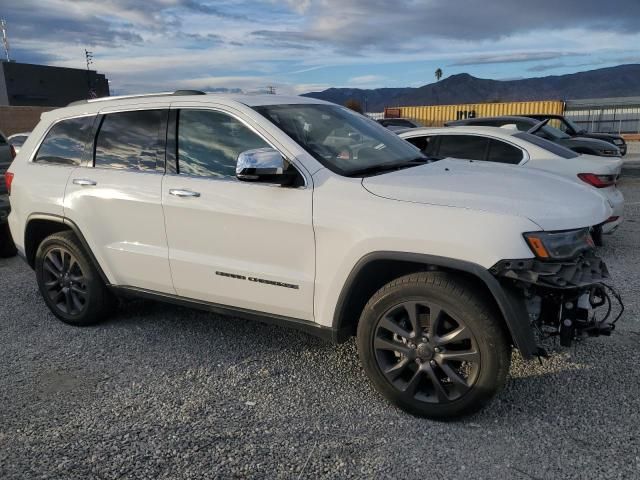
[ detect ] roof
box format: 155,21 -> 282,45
41,91 -> 333,121
448,115 -> 537,124
565,97 -> 640,108
399,125 -> 520,139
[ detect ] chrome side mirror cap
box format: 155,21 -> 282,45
236,148 -> 296,185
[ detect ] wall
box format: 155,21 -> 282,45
385,100 -> 565,127
0,106 -> 54,136
1,61 -> 109,107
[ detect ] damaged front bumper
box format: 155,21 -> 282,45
490,250 -> 623,352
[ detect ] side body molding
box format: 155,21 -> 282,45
333,251 -> 538,359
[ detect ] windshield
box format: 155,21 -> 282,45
10,135 -> 28,147
564,118 -> 583,133
514,132 -> 579,159
537,123 -> 570,140
254,104 -> 425,176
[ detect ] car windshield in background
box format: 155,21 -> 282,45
514,132 -> 579,159
254,104 -> 426,176
539,124 -> 570,140
9,135 -> 28,147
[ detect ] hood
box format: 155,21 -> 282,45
569,136 -> 620,151
580,132 -> 623,143
362,158 -> 611,231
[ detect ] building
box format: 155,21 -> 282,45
0,61 -> 109,107
565,97 -> 640,134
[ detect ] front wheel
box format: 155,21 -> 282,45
357,272 -> 511,419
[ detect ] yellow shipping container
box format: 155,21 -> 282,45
387,100 -> 565,127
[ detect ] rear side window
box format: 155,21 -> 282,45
94,110 -> 166,171
177,109 -> 270,178
514,132 -> 579,159
437,135 -> 488,161
34,116 -> 95,166
487,139 -> 523,164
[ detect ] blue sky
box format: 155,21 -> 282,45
3,0 -> 640,95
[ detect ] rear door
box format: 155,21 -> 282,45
161,107 -> 315,320
436,135 -> 489,161
63,107 -> 174,294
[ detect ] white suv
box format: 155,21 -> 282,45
5,92 -> 622,418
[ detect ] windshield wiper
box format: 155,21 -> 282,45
347,157 -> 429,177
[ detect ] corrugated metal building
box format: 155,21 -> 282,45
384,100 -> 564,127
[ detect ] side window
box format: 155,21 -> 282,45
177,109 -> 270,178
34,116 -> 95,166
406,136 -> 438,157
94,110 -> 165,171
437,135 -> 488,161
487,139 -> 524,165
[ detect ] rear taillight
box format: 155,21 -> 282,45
578,173 -> 616,188
9,144 -> 16,159
4,171 -> 13,195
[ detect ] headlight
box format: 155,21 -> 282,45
524,229 -> 594,260
613,139 -> 624,145
599,149 -> 620,156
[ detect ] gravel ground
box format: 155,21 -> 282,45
1,181 -> 639,480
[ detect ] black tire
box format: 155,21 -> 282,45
0,222 -> 18,258
35,231 -> 114,326
0,222 -> 17,258
592,226 -> 604,247
357,271 -> 511,419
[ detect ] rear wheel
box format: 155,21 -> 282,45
357,272 -> 511,419
0,222 -> 17,258
35,231 -> 114,326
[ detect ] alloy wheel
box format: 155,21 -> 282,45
42,247 -> 88,316
373,300 -> 480,404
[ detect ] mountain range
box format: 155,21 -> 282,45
302,64 -> 640,111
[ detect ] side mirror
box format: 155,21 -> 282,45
236,148 -> 296,185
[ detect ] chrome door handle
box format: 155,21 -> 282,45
73,179 -> 97,186
169,189 -> 200,198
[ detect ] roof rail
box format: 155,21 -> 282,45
66,90 -> 207,107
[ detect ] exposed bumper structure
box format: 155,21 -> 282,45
490,250 -> 609,289
490,250 -> 622,350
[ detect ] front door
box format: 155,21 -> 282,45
162,108 -> 315,321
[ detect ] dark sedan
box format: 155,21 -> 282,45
525,114 -> 627,156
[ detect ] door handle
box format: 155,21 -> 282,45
169,189 -> 201,198
73,179 -> 97,186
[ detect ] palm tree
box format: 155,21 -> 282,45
435,68 -> 443,81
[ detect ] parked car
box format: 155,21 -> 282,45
8,132 -> 30,155
377,118 -> 420,130
524,115 -> 627,156
0,130 -> 17,257
398,126 -> 623,242
0,196 -> 16,257
6,92 -> 622,419
446,116 -> 621,158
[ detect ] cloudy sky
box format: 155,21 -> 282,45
3,0 -> 640,95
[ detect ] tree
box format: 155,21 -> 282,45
344,98 -> 363,114
435,68 -> 443,81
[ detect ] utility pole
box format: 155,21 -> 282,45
1,19 -> 10,62
84,49 -> 97,98
266,85 -> 276,94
